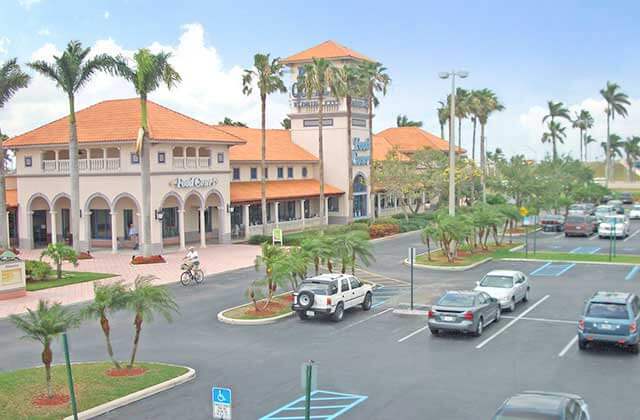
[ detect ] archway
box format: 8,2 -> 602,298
160,192 -> 183,248
27,194 -> 51,248
51,193 -> 71,245
204,190 -> 224,244
183,191 -> 204,245
85,193 -> 112,248
112,193 -> 141,250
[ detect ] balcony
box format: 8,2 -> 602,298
291,99 -> 340,114
41,158 -> 121,174
172,156 -> 211,169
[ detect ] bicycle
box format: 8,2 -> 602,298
180,262 -> 205,286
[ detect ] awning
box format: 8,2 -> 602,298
6,189 -> 17,208
231,179 -> 343,205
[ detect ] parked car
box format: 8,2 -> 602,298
474,270 -> 529,312
600,194 -> 612,204
598,214 -> 630,239
428,290 -> 500,336
564,214 -> 596,237
493,391 -> 590,420
540,215 -> 565,232
292,274 -> 373,322
594,205 -> 615,226
567,203 -> 594,215
620,192 -> 634,205
607,199 -> 625,214
578,291 -> 640,354
629,204 -> 640,220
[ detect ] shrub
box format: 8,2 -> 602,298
375,217 -> 400,225
25,260 -> 52,282
348,222 -> 370,232
369,223 -> 400,239
40,243 -> 78,280
248,235 -> 271,245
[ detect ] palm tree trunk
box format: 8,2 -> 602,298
260,94 -> 268,234
458,117 -> 462,149
318,94 -> 325,224
471,118 -> 477,162
101,315 -> 121,369
128,313 -> 143,368
347,95 -> 354,221
140,97 -> 153,257
368,92 -> 375,221
628,157 -> 634,182
579,128 -> 583,162
440,123 -> 445,140
351,250 -> 356,275
480,123 -> 486,203
68,95 -> 81,252
552,138 -> 558,161
605,113 -> 611,187
42,343 -> 53,398
0,144 -> 7,249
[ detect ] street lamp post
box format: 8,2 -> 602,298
439,70 -> 468,216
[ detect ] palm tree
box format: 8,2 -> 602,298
475,89 -> 504,202
297,58 -> 343,224
541,120 -> 567,160
1,59 -> 30,249
583,134 -> 596,161
358,61 -> 390,220
467,90 -> 483,161
9,300 -> 79,398
81,281 -> 129,369
126,275 -> 178,368
332,230 -> 374,274
623,136 -> 640,182
541,101 -> 570,162
600,82 -> 630,185
253,242 -> 286,308
600,134 -> 624,178
111,49 -> 181,257
396,114 -> 422,127
437,100 -> 449,141
451,88 -> 469,149
300,235 -> 334,275
218,117 -> 247,127
281,118 -> 291,129
572,110 -> 593,161
242,54 -> 287,234
28,41 -> 115,253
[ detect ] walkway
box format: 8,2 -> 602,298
0,244 -> 259,318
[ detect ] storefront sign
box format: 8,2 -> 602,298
173,177 -> 218,189
352,137 -> 371,166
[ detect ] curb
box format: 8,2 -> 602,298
403,256 -> 493,271
217,292 -> 295,325
63,363 -> 195,420
393,303 -> 430,316
499,257 -> 639,267
370,230 -> 421,243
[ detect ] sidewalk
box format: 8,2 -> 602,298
0,244 -> 259,318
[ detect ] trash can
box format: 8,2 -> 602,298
0,251 -> 26,300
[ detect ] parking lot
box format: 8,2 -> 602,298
1,232 -> 639,419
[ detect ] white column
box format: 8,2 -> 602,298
300,199 -> 305,229
199,207 -> 206,248
178,210 -> 186,250
6,212 -> 10,247
242,204 -> 250,239
377,193 -> 382,217
110,211 -> 117,253
275,201 -> 280,226
324,198 -> 329,224
49,211 -> 57,244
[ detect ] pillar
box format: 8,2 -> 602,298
377,193 -> 382,218
6,212 -> 10,247
49,211 -> 57,244
199,207 -> 206,248
324,198 -> 329,225
110,211 -> 117,253
275,201 -> 280,226
178,209 -> 186,250
243,204 -> 250,239
300,199 -> 305,229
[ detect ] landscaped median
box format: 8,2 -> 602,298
218,292 -> 294,325
0,362 -> 194,420
410,243 -> 523,271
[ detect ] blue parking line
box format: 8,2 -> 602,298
555,263 -> 575,276
371,300 -> 386,309
529,262 -> 552,276
625,266 -> 640,281
260,390 -> 368,420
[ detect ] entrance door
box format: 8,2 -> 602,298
123,209 -> 133,239
32,210 -> 48,247
61,208 -> 70,243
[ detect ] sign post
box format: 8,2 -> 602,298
62,333 -> 78,420
532,215 -> 538,255
212,387 -> 232,419
408,247 -> 415,310
301,361 -> 317,420
520,207 -> 529,258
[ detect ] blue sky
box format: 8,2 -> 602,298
1,0 -> 639,159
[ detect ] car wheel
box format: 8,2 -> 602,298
578,339 -> 588,350
495,308 -> 501,323
361,292 -> 372,311
331,303 -> 344,322
509,298 -> 516,312
297,311 -> 309,320
429,328 -> 439,336
564,232 -> 569,237
629,343 -> 639,354
297,291 -> 315,310
475,317 -> 484,337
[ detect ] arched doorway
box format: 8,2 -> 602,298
353,174 -> 368,218
85,194 -> 112,249
204,190 -> 224,244
183,192 -> 204,245
113,193 -> 140,250
51,193 -> 71,245
160,193 -> 183,248
28,194 -> 51,248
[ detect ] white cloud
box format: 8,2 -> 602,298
0,37 -> 10,55
0,23 -> 289,137
104,11 -> 110,19
37,28 -> 51,36
18,0 -> 42,9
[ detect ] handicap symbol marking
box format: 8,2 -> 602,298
259,390 -> 367,420
212,387 -> 232,406
529,262 -> 575,277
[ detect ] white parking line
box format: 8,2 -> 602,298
552,233 -> 565,240
501,315 -> 575,325
336,308 -> 393,332
397,325 -> 429,343
476,295 -> 550,349
558,335 -> 579,357
623,229 -> 640,242
589,233 -> 599,241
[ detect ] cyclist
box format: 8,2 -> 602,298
183,246 -> 200,273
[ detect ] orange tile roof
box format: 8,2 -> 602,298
218,126 -> 318,162
5,99 -> 245,147
231,179 -> 343,204
376,127 -> 465,155
282,40 -> 373,64
6,189 -> 17,208
372,135 -> 410,161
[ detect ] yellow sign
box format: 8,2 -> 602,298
1,268 -> 21,286
519,207 -> 529,217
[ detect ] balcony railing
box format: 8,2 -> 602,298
292,99 -> 340,114
172,156 -> 212,169
42,158 -> 121,173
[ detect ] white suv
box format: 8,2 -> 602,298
292,274 -> 374,322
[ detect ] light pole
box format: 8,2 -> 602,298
439,70 -> 468,216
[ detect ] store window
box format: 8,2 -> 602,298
287,167 -> 294,178
130,153 -> 140,164
277,167 -> 284,179
157,152 -> 166,164
217,152 -> 225,163
264,168 -> 269,179
250,167 -> 257,180
90,209 -> 111,239
302,167 -> 308,178
328,197 -> 340,212
24,156 -> 32,167
353,175 -> 368,218
249,204 -> 262,225
162,207 -> 179,238
233,167 -> 240,180
123,209 -> 133,239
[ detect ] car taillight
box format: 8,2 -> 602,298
630,323 -> 637,334
578,320 -> 584,331
463,311 -> 474,321
327,297 -> 332,305
427,310 -> 434,318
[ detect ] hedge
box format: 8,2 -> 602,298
369,223 -> 400,238
25,260 -> 52,282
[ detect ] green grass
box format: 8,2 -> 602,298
494,249 -> 640,264
27,271 -> 116,291
0,362 -> 188,420
414,243 -> 521,267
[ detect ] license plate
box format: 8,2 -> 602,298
305,311 -> 315,317
576,226 -> 582,229
600,324 -> 614,330
442,316 -> 456,322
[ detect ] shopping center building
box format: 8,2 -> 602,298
5,40 -> 453,253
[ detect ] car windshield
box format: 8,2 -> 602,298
569,204 -> 585,210
566,216 -> 586,223
595,207 -> 613,215
438,293 -> 475,307
586,303 -> 629,319
480,275 -> 513,288
299,281 -> 336,295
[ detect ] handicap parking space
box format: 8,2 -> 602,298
259,390 -> 368,420
529,261 -> 575,276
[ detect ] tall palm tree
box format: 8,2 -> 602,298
357,61 -> 390,220
336,65 -> 365,221
437,100 -> 449,141
475,89 -> 504,202
396,114 -> 422,127
297,58 -> 343,224
467,90 -> 483,161
28,41 -> 115,252
81,281 -> 129,369
623,136 -> 640,182
600,82 -> 630,186
451,88 -> 469,150
0,58 -> 30,249
572,109 -> 593,161
9,300 -> 79,398
126,275 -> 178,368
112,49 -> 181,257
541,100 -> 570,162
280,118 -> 291,129
583,134 -> 596,162
600,134 -> 624,178
218,117 -> 247,127
541,120 -> 567,160
242,54 -> 287,234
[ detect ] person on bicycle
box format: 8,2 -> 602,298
183,246 -> 200,272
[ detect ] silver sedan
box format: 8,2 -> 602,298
428,290 -> 501,336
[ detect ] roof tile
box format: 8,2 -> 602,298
231,179 -> 343,204
282,40 -> 373,64
219,126 -> 318,162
